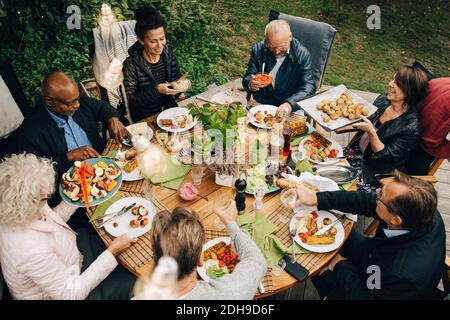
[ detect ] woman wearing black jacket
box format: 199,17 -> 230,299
346,63 -> 429,186
123,6 -> 182,122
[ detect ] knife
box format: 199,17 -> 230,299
315,214 -> 346,235
97,202 -> 136,228
92,204 -> 128,222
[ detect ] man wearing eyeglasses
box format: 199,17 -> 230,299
294,171 -> 445,300
242,19 -> 316,117
15,71 -> 126,204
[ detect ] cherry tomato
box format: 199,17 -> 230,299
312,211 -> 318,219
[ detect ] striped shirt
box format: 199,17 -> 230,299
147,58 -> 167,84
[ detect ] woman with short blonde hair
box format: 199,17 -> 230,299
150,201 -> 267,300
0,153 -> 136,300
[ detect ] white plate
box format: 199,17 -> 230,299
115,152 -> 143,182
210,90 -> 247,109
289,210 -> 345,253
102,197 -> 156,238
299,134 -> 343,165
122,127 -> 154,147
157,107 -> 197,133
121,167 -> 143,181
197,237 -> 231,282
248,105 -> 278,129
296,84 -> 377,131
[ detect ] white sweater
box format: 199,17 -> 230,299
183,222 -> 267,300
0,202 -> 117,300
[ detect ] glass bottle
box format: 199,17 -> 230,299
282,110 -> 291,157
134,256 -> 178,300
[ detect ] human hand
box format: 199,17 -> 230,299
66,146 -> 100,162
327,254 -> 347,271
213,199 -> 238,225
293,185 -> 318,207
276,102 -> 292,117
249,75 -> 271,91
108,117 -> 125,143
352,116 -> 376,136
157,82 -> 181,96
108,234 -> 138,257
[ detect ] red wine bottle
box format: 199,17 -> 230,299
282,110 -> 291,157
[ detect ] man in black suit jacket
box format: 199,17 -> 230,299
15,71 -> 126,207
294,171 -> 445,299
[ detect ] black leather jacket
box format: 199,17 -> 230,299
351,95 -> 422,184
123,41 -> 181,122
242,38 -> 316,111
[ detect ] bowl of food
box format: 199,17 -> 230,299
171,78 -> 191,92
253,72 -> 273,86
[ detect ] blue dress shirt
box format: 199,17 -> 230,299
46,107 -> 93,151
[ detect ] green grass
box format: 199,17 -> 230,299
207,0 -> 449,93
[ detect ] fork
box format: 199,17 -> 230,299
290,228 -> 296,263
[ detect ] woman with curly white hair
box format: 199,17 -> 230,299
0,153 -> 137,300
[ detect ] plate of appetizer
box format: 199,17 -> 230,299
296,84 -> 377,131
60,158 -> 122,207
115,148 -> 143,181
248,105 -> 279,129
102,197 -> 156,238
299,131 -> 343,165
289,209 -> 345,253
157,107 -> 197,133
197,237 -> 240,281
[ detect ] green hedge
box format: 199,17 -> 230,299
0,0 -> 229,104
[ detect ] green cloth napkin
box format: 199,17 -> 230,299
104,150 -> 117,159
89,194 -> 122,222
143,154 -> 191,190
237,212 -> 309,267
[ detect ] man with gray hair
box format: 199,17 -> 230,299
243,19 -> 316,116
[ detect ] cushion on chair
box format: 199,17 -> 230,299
418,77 -> 450,159
269,10 -> 337,88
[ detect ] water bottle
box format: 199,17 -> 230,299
134,256 -> 179,300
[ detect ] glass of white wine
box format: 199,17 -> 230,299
279,188 -> 297,224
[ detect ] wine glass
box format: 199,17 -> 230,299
279,188 -> 297,224
142,178 -> 154,202
191,164 -> 204,186
271,258 -> 287,276
212,189 -> 233,229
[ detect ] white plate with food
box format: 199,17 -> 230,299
297,85 -> 377,131
289,209 -> 345,253
122,124 -> 154,147
299,131 -> 343,165
102,197 -> 156,238
248,105 -> 279,129
157,107 -> 197,133
115,149 -> 143,181
210,90 -> 248,109
197,237 -> 240,282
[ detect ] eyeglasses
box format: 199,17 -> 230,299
44,92 -> 82,107
375,188 -> 395,213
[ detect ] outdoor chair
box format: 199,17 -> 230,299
269,10 -> 337,90
246,11 -> 336,109
88,8 -> 137,124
